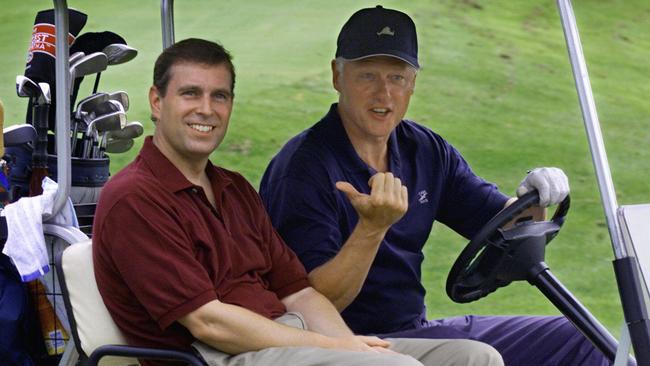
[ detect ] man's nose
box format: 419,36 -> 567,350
196,95 -> 214,115
372,78 -> 391,98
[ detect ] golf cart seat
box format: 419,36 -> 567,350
56,240 -> 204,366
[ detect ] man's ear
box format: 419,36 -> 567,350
149,86 -> 162,123
410,73 -> 417,94
331,59 -> 341,93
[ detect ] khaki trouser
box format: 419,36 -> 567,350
192,313 -> 503,366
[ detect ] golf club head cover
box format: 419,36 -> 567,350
23,8 -> 88,130
70,31 -> 127,54
24,8 -> 88,84
516,167 -> 570,207
69,31 -> 129,114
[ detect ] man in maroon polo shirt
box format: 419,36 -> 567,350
92,38 -> 503,366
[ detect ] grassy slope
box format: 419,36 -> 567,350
1,0 -> 649,334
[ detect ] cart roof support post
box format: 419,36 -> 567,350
50,0 -> 71,220
161,0 -> 175,49
557,1 -> 650,363
556,0 -> 626,258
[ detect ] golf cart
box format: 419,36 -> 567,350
6,0 -> 649,365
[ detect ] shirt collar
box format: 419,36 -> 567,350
319,103 -> 402,176
138,136 -> 232,194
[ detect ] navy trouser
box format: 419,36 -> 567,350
378,315 -> 611,366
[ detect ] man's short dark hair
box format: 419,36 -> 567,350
153,38 -> 236,97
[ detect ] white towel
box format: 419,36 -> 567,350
1,177 -> 78,282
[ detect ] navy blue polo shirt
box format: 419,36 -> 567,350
260,103 -> 509,335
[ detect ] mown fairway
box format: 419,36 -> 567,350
1,0 -> 649,335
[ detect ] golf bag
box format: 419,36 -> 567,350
7,7 -> 109,205
2,8 -> 102,366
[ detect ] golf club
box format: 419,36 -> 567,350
80,100 -> 125,158
103,43 -> 138,65
15,76 -> 51,161
73,92 -> 110,153
99,120 -> 142,157
75,96 -> 119,157
15,75 -> 40,98
105,137 -> 134,154
92,43 -> 138,93
3,124 -> 37,147
106,121 -> 143,140
69,52 -> 108,95
37,82 -> 51,105
104,99 -> 127,126
95,100 -> 127,157
69,51 -> 85,65
83,112 -> 124,158
74,92 -> 110,120
107,91 -> 129,111
16,75 -> 50,105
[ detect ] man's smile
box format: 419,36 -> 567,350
188,123 -> 215,133
370,107 -> 392,117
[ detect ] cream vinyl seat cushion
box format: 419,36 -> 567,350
61,240 -> 137,366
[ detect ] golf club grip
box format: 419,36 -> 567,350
32,103 -> 50,167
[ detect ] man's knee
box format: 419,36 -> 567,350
373,354 -> 423,366
464,340 -> 503,366
387,337 -> 503,366
445,340 -> 504,366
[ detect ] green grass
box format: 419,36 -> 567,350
1,0 -> 649,336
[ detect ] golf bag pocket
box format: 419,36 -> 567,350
47,155 -> 110,188
4,145 -> 109,202
4,145 -> 32,202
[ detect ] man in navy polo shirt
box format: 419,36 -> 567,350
260,6 -> 609,365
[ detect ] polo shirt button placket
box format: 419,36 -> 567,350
191,186 -> 225,225
191,187 -> 210,209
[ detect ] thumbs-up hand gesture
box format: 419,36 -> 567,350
336,172 -> 408,232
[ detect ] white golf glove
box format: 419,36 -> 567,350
516,167 -> 569,207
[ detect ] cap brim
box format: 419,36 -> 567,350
343,53 -> 419,69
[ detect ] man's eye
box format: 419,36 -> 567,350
182,90 -> 197,96
359,73 -> 375,81
390,75 -> 405,81
214,93 -> 231,102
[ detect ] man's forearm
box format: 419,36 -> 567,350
180,300 -> 344,354
308,219 -> 387,311
281,287 -> 354,337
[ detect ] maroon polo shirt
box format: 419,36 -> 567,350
93,136 -> 309,354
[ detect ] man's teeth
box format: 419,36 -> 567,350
372,108 -> 388,114
189,124 -> 214,132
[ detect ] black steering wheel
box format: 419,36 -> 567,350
446,190 -> 570,303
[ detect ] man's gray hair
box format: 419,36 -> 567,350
334,57 -> 348,76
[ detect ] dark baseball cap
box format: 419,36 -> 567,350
335,5 -> 419,68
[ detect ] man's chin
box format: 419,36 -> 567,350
184,141 -> 221,159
